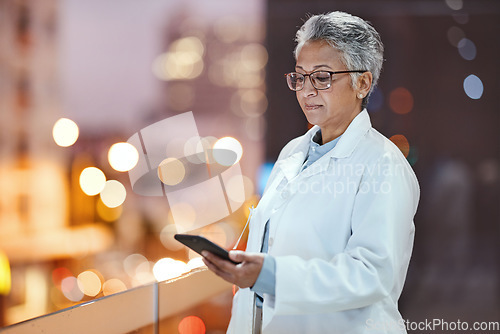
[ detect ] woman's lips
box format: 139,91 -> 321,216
304,103 -> 322,111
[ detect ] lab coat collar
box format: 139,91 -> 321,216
329,109 -> 372,159
277,109 -> 371,181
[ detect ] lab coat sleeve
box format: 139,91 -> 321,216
271,151 -> 420,315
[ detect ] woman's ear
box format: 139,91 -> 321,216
356,72 -> 373,99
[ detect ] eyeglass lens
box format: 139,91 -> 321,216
287,72 -> 332,91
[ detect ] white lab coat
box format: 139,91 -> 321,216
227,110 -> 420,334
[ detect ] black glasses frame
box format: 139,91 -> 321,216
284,70 -> 367,91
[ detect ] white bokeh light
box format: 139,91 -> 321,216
463,74 -> 484,100
79,167 -> 106,196
153,258 -> 189,281
100,180 -> 127,208
52,118 -> 79,147
457,38 -> 477,61
108,142 -> 139,172
213,137 -> 243,166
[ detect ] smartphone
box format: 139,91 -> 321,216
174,234 -> 240,264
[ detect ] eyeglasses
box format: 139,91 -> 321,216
284,70 -> 367,91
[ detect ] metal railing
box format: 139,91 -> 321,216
0,268 -> 232,334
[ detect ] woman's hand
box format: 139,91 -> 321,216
202,250 -> 264,288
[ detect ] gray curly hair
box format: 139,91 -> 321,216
294,12 -> 384,107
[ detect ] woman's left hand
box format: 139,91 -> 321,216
202,250 -> 264,288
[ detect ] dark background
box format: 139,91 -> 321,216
265,0 -> 500,329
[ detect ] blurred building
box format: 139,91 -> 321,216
0,0 -> 266,331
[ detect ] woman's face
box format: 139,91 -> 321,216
295,40 -> 368,142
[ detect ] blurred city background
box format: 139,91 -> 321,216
0,0 -> 498,333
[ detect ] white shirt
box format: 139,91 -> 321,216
227,110 -> 420,334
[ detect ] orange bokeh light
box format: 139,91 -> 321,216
178,315 -> 206,334
389,134 -> 410,158
389,87 -> 414,115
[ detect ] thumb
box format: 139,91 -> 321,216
228,250 -> 245,263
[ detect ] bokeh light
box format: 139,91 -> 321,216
152,36 -> 204,81
169,202 -> 197,230
463,74 -> 484,99
79,167 -> 106,196
240,43 -> 268,71
201,223 -> 231,249
447,26 -> 465,47
108,142 -> 139,172
389,87 -> 414,115
389,134 -> 410,158
213,137 -> 243,166
407,146 -> 419,166
52,118 -> 79,147
457,38 -> 477,60
102,278 -> 127,296
257,162 -> 274,195
96,198 -> 123,222
445,0 -> 463,10
452,12 -> 469,24
160,224 -> 184,251
77,270 -> 102,297
178,315 -> 206,334
367,87 -> 384,112
52,267 -> 72,288
232,89 -> 268,117
61,276 -> 84,302
0,251 -> 11,295
153,258 -> 188,281
99,180 -> 127,208
123,253 -> 149,278
157,158 -> 186,186
187,257 -> 205,271
226,175 -> 254,205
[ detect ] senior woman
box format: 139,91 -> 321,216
203,11 -> 420,334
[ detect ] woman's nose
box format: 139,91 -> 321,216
301,76 -> 318,96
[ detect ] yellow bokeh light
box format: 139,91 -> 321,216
52,118 -> 79,147
108,142 -> 139,172
171,36 -> 204,56
77,270 -> 102,297
213,137 -> 243,166
96,198 -> 123,222
100,180 -> 127,208
0,251 -> 11,295
152,36 -> 205,81
102,278 -> 127,296
240,43 -> 268,71
157,158 -> 186,186
79,167 -> 106,196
